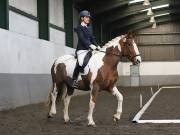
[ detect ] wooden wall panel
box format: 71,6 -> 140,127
136,22 -> 180,61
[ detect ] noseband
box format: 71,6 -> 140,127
122,41 -> 141,60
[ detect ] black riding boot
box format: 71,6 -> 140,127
71,63 -> 80,88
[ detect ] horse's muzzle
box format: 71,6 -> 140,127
134,56 -> 141,65
135,59 -> 141,65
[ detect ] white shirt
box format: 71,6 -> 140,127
81,22 -> 87,27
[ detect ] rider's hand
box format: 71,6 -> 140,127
97,46 -> 101,50
89,44 -> 97,50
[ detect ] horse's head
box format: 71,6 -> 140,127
119,32 -> 141,65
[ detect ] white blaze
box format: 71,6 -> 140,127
133,40 -> 141,62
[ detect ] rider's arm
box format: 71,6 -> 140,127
90,35 -> 97,46
77,26 -> 91,49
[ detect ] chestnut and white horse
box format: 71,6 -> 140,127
47,33 -> 141,126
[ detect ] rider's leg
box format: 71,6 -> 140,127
72,50 -> 88,87
77,50 -> 88,67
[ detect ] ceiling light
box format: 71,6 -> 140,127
150,16 -> 155,23
152,22 -> 157,28
143,0 -> 150,6
140,4 -> 169,12
152,4 -> 169,10
147,8 -> 154,16
129,0 -> 144,4
155,13 -> 170,17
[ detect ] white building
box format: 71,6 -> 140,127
0,0 -> 77,110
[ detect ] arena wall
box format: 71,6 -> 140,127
0,28 -> 67,110
117,62 -> 180,86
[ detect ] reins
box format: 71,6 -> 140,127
97,49 -> 141,59
61,49 -> 141,62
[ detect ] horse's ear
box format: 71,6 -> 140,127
132,32 -> 136,38
127,32 -> 133,38
126,32 -> 130,38
127,32 -> 136,38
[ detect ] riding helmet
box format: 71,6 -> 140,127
79,10 -> 91,18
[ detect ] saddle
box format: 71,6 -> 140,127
72,51 -> 92,80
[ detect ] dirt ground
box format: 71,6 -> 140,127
142,88 -> 180,120
0,86 -> 180,135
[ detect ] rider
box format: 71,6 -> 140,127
72,10 -> 100,87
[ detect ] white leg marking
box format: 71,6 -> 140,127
62,86 -> 67,100
63,95 -> 71,123
112,87 -> 123,121
49,84 -> 58,116
87,94 -> 95,126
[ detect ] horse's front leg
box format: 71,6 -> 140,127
112,86 -> 123,122
87,84 -> 99,127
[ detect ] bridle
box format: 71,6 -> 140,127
122,38 -> 141,60
97,41 -> 141,60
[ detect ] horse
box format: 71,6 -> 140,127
47,32 -> 141,126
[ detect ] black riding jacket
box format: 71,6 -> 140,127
75,24 -> 97,52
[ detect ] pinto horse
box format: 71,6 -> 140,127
47,33 -> 141,126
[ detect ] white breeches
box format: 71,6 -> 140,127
76,50 -> 89,66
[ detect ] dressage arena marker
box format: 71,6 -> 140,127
150,87 -> 154,96
132,86 -> 180,123
139,93 -> 142,108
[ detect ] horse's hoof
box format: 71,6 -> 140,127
47,115 -> 52,118
47,112 -> 55,118
47,114 -> 53,118
113,116 -> 120,123
64,119 -> 72,124
113,117 -> 119,123
88,122 -> 96,127
88,124 -> 97,127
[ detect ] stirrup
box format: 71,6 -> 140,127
72,80 -> 78,88
79,66 -> 84,73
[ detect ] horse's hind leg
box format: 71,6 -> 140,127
48,83 -> 58,118
112,86 -> 123,122
63,86 -> 74,123
48,81 -> 65,118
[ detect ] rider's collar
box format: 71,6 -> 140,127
81,22 -> 87,27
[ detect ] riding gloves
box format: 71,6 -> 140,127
90,44 -> 97,50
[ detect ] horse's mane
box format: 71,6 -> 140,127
103,36 -> 123,48
101,36 -> 122,51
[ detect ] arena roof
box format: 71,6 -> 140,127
75,0 -> 180,33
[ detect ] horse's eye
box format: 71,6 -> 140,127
128,44 -> 131,47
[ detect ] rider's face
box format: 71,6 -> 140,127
82,16 -> 90,24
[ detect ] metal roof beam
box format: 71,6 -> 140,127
112,15 -> 180,34
98,0 -> 170,24
77,0 -> 128,15
110,8 -> 180,31
93,0 -> 128,15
